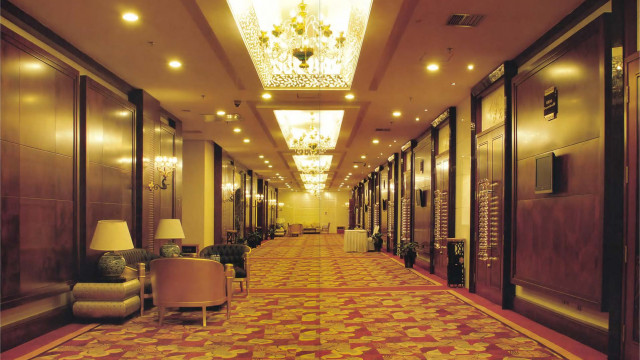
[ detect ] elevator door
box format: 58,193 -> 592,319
475,126 -> 505,305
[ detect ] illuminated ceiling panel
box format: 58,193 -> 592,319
275,110 -> 343,151
227,0 -> 372,89
293,155 -> 332,173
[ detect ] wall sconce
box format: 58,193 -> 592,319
148,156 -> 178,191
255,193 -> 264,206
278,202 -> 284,211
223,183 -> 235,203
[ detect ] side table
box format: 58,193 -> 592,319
72,279 -> 141,318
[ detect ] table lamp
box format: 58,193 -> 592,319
155,219 -> 185,257
90,220 -> 134,278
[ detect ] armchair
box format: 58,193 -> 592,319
321,222 -> 330,233
150,258 -> 234,326
200,244 -> 251,294
120,248 -> 160,315
288,224 -> 303,237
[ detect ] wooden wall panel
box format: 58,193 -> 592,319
0,27 -> 78,309
512,17 -> 607,306
81,76 -> 135,279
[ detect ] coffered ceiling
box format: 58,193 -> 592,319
7,0 -> 584,190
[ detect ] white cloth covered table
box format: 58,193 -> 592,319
343,230 -> 369,252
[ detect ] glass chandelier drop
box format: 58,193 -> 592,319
289,112 -> 332,156
258,1 -> 345,73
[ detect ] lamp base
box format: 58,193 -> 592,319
160,241 -> 181,258
97,252 -> 126,278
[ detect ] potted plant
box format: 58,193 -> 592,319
246,231 -> 262,248
268,225 -> 276,240
372,232 -> 383,252
399,241 -> 418,268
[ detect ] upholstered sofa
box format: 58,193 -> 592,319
120,248 -> 160,315
303,224 -> 321,234
200,244 -> 251,294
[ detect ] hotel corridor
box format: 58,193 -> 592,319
5,234 -> 605,359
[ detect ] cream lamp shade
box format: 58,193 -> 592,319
155,219 -> 186,239
90,220 -> 134,251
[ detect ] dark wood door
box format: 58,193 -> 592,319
433,152 -> 450,278
623,54 -> 639,360
475,126 -> 505,305
387,162 -> 396,252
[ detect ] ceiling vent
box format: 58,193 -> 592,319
375,128 -> 391,132
446,14 -> 484,27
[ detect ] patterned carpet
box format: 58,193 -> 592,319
27,234 -> 581,359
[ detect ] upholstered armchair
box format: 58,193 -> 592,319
150,258 -> 234,326
200,244 -> 251,294
120,248 -> 160,315
288,224 -> 303,237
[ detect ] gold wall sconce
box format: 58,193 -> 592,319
148,156 -> 178,191
255,193 -> 264,206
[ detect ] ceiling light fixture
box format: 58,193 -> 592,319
360,155 -> 366,159
345,93 -> 355,100
243,138 -> 250,143
415,117 -> 420,121
372,139 -> 379,144
262,93 -> 272,99
426,63 -> 439,71
289,112 -> 332,156
233,127 -> 241,133
467,64 -> 474,70
122,12 -> 139,22
227,0 -> 372,89
392,111 -> 401,117
168,60 -> 182,68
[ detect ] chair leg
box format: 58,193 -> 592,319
239,281 -> 243,292
202,306 -> 207,327
158,306 -> 165,326
245,279 -> 249,295
226,302 -> 230,319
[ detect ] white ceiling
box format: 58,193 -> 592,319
9,0 -> 584,190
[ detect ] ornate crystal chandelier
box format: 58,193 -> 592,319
289,112 -> 332,156
258,1 -> 345,71
295,155 -> 331,174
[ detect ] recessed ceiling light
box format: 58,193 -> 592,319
348,173 -> 352,175
122,12 -> 139,22
424,109 -> 428,112
216,110 -> 226,116
388,144 -> 392,147
372,139 -> 380,144
353,164 -> 358,168
233,127 -> 241,133
345,93 -> 355,100
264,160 -> 269,164
243,138 -> 250,143
467,64 -> 475,70
426,63 -> 439,71
360,155 -> 366,159
259,155 -> 264,159
168,60 -> 182,68
268,165 -> 273,168
392,111 -> 402,117
393,140 -> 397,143
262,93 -> 272,99
276,173 -> 280,176
415,117 -> 420,121
451,82 -> 456,86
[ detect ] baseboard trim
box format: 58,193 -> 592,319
1,305 -> 73,351
512,296 -> 608,353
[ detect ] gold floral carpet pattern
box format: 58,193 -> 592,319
29,234 -> 580,359
250,257 -> 439,289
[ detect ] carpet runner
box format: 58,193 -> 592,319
20,234 -> 589,359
